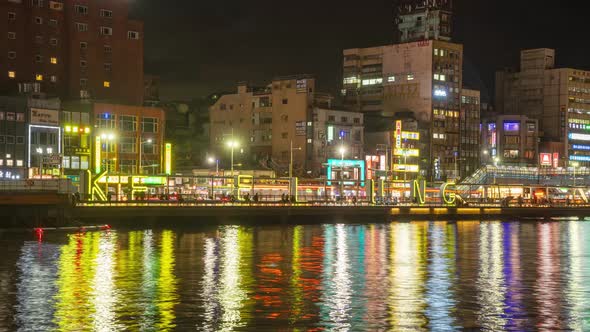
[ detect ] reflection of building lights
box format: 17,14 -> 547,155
477,223 -> 506,329
91,233 -> 118,330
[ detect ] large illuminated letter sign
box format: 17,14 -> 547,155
411,180 -> 426,204
440,182 -> 456,205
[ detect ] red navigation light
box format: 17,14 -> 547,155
34,228 -> 44,242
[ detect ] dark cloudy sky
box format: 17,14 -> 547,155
130,1 -> 589,103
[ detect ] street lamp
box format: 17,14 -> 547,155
339,146 -> 346,199
226,140 -> 239,177
36,148 -> 43,177
139,138 -> 152,174
289,140 -> 301,178
208,156 -> 219,176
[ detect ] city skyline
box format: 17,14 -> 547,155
133,1 -> 589,101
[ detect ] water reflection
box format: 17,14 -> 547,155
389,222 -> 427,330
6,221 -> 590,330
321,224 -> 353,330
477,222 -> 506,330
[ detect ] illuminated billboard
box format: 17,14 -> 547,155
569,133 -> 590,141
401,131 -> 420,140
394,148 -> 420,157
164,143 -> 172,175
326,159 -> 365,186
540,153 -> 551,166
393,164 -> 420,173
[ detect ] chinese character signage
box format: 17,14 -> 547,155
30,108 -> 59,126
395,120 -> 402,149
540,153 -> 551,166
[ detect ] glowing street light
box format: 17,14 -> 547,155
208,156 -> 219,176
226,140 -> 240,177
139,138 -> 153,174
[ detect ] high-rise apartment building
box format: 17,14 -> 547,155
395,0 -> 453,43
342,39 -> 463,180
496,48 -> 590,165
460,88 -> 480,178
209,76 -> 364,176
1,0 -> 144,105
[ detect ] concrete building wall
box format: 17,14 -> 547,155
481,114 -> 538,166
1,0 -> 144,105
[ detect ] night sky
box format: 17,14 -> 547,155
130,1 -> 589,103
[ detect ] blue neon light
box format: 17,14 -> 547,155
569,155 -> 590,162
573,144 -> 590,151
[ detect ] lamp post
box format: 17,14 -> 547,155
101,133 -> 116,198
289,140 -> 301,178
208,157 -> 219,176
226,140 -> 239,177
36,148 -> 43,178
339,145 -> 346,200
139,138 -> 152,174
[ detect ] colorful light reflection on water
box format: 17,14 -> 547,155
3,221 -> 590,330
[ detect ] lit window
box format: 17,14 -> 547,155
407,74 -> 414,80
8,71 -> 15,79
440,50 -> 445,56
103,81 -> 110,88
50,1 -> 64,10
343,76 -> 358,84
50,75 -> 57,83
440,74 -> 446,81
388,76 -> 395,82
50,57 -> 57,64
434,74 -> 440,80
433,133 -> 439,139
362,78 -> 383,86
16,160 -> 23,167
7,160 -> 13,167
36,74 -> 43,81
434,48 -> 439,56
307,139 -> 312,143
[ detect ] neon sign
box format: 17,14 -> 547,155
394,148 -> 420,157
569,133 -> 590,141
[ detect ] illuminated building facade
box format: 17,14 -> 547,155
459,88 -> 481,179
496,48 -> 590,165
61,101 -> 91,177
210,76 -> 362,176
27,95 -> 61,178
310,108 -> 364,176
0,96 -> 27,179
395,0 -> 453,43
93,103 -> 166,175
0,0 -> 145,104
481,114 -> 538,166
342,39 -> 463,180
